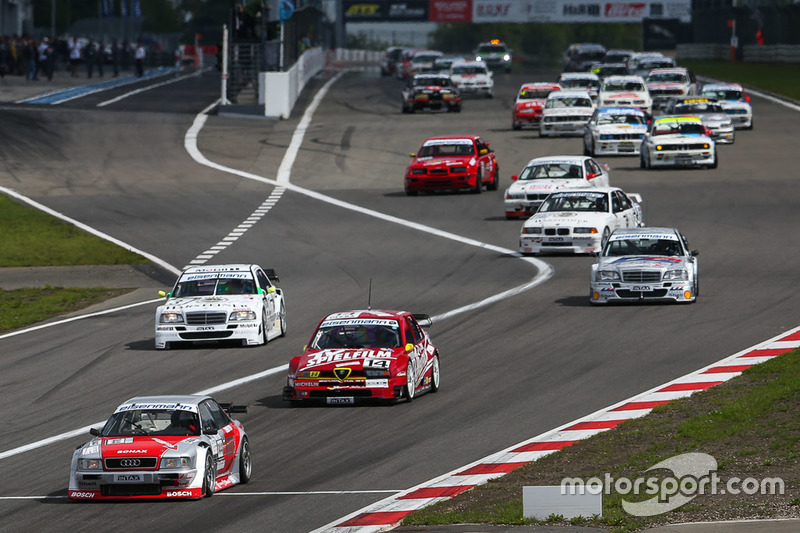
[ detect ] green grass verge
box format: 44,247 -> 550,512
405,349 -> 800,531
0,194 -> 149,267
0,287 -> 134,333
679,60 -> 800,101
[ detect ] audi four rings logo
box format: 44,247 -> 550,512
120,459 -> 141,467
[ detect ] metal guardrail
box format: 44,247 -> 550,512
677,43 -> 800,63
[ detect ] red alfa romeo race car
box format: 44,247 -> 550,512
283,310 -> 441,405
404,135 -> 499,195
68,395 -> 250,500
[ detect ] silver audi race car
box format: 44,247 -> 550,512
68,395 -> 251,500
155,264 -> 286,350
590,227 -> 699,304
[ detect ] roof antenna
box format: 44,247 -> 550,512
368,278 -> 372,310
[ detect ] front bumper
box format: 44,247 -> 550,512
590,282 -> 696,304
591,138 -> 642,155
405,172 -> 478,193
540,121 -> 588,137
646,149 -> 715,167
69,468 -> 203,500
155,321 -> 261,349
283,381 -> 404,405
520,233 -> 603,254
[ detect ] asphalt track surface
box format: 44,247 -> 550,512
1,66 -> 799,533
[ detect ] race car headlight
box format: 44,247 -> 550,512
663,269 -> 688,280
702,143 -> 710,149
79,459 -> 102,470
161,457 -> 192,469
450,166 -> 467,173
597,270 -> 621,281
475,56 -> 482,61
159,312 -> 184,324
365,369 -> 391,378
573,227 -> 598,234
505,191 -> 524,200
229,310 -> 257,321
655,144 -> 664,151
411,168 -> 427,175
522,227 -> 542,234
503,54 -> 510,61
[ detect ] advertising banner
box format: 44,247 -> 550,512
528,0 -> 690,23
473,0 -> 530,23
343,1 -> 429,22
429,0 -> 473,22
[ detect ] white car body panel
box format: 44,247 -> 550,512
583,107 -> 648,156
540,90 -> 595,137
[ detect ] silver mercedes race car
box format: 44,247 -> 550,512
590,227 -> 699,304
155,264 -> 286,350
68,395 -> 251,500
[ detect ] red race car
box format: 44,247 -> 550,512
404,135 -> 499,195
283,310 -> 441,405
512,82 -> 561,130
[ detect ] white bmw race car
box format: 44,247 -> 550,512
519,187 -> 643,255
504,155 -> 610,219
155,264 -> 286,350
700,82 -> 753,129
597,75 -> 653,115
640,116 -> 717,169
590,227 -> 699,304
539,90 -> 595,137
68,395 -> 251,500
583,106 -> 648,156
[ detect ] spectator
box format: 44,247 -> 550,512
68,37 -> 81,77
84,40 -> 96,78
95,40 -> 105,77
111,38 -> 120,76
135,39 -> 145,77
22,36 -> 36,80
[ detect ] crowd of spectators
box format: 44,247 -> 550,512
0,33 -> 152,81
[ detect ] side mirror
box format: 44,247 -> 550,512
158,290 -> 167,298
691,250 -> 700,257
409,153 -> 416,158
405,343 -> 414,353
479,149 -> 488,156
267,286 -> 276,294
90,427 -> 101,437
511,174 -> 519,181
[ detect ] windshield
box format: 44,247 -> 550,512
674,102 -> 723,114
518,163 -> 583,181
561,79 -> 599,90
596,66 -> 627,76
173,272 -> 256,297
603,237 -> 682,257
577,51 -> 605,61
646,72 -> 688,83
413,77 -> 450,87
477,44 -> 506,54
311,322 -> 402,349
539,192 -> 607,212
418,141 -> 473,157
102,408 -> 200,437
452,65 -> 487,75
602,81 -> 645,92
652,121 -> 706,136
546,96 -> 593,108
597,113 -> 646,126
518,88 -> 556,99
702,89 -> 743,101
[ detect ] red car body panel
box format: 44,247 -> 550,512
404,135 -> 497,194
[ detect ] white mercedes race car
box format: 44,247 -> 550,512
519,187 -> 643,255
583,106 -> 648,156
448,60 -> 494,98
700,82 -> 753,129
504,155 -> 610,219
640,115 -> 717,169
539,90 -> 595,137
155,264 -> 286,350
68,395 -> 251,500
590,227 -> 699,304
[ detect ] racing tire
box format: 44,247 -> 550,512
238,437 -> 252,484
745,118 -> 753,131
693,276 -> 700,298
278,303 -> 287,337
512,121 -> 521,131
430,355 -> 440,393
453,104 -> 461,113
404,362 -> 416,402
405,188 -> 418,196
708,150 -> 718,169
471,171 -> 483,194
583,140 -> 591,156
601,227 -> 611,248
202,451 -> 216,498
487,165 -> 499,191
259,312 -> 268,346
590,139 -> 597,157
640,153 -> 646,169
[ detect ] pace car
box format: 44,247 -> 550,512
504,155 -> 610,219
700,82 -> 753,129
155,264 -> 286,350
68,395 -> 251,500
511,82 -> 561,130
583,106 -> 648,156
405,135 -> 498,195
597,75 -> 653,115
639,115 -> 717,169
474,39 -> 512,72
448,60 -> 494,98
590,227 -> 699,304
519,187 -> 643,255
539,90 -> 596,137
283,310 -> 441,405
662,97 -> 735,144
401,73 -> 461,113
